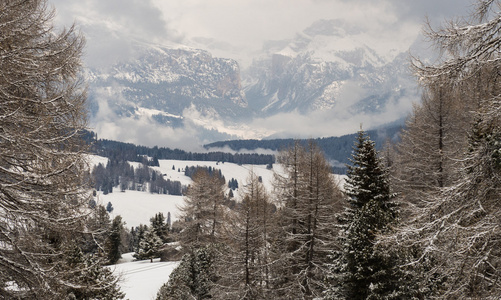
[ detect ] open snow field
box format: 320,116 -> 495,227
111,253 -> 179,300
92,156 -> 281,228
154,159 -> 279,193
95,190 -> 185,228
91,156 -> 344,228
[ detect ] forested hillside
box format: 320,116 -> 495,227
204,124 -> 402,171
85,131 -> 275,166
85,125 -> 402,175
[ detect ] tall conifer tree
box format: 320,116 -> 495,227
272,141 -> 343,299
0,0 -> 123,297
215,171 -> 274,299
327,130 -> 398,299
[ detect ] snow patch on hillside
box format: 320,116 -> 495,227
86,154 -> 109,167
96,190 -> 184,228
136,107 -> 183,119
156,159 -> 277,194
92,158 -> 280,228
111,253 -> 179,300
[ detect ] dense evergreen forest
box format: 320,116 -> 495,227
204,125 -> 402,172
84,131 -> 276,166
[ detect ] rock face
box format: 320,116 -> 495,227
86,43 -> 247,126
242,19 -> 414,116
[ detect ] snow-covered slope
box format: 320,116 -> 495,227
154,159 -> 278,193
93,158 -> 279,228
96,190 -> 184,228
111,253 -> 179,300
90,156 -> 345,228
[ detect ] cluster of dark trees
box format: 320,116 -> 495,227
85,134 -> 276,166
91,207 -> 175,267
132,213 -> 172,262
204,125 -> 402,173
228,177 -> 239,190
183,165 -> 224,180
96,210 -> 174,266
91,158 -> 183,195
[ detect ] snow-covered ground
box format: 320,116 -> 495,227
153,159 -> 279,193
89,155 -> 344,228
94,157 -> 280,228
87,154 -> 109,168
111,253 -> 179,300
96,190 -> 185,228
91,155 -> 345,299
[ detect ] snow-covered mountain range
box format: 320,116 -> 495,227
243,19 -> 414,116
86,19 -> 419,146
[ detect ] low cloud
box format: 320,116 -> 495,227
92,116 -> 203,151
89,88 -> 205,151
205,146 -> 278,156
249,88 -> 418,139
88,77 -> 419,150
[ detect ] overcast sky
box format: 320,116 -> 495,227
48,0 -> 477,149
50,0 -> 475,66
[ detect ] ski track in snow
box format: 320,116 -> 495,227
111,253 -> 179,300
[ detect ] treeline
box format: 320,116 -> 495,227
203,124 -> 402,173
83,125 -> 402,175
91,159 -> 183,195
183,165 -> 224,180
84,131 -> 275,166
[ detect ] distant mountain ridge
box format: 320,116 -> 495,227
242,19 -> 415,116
85,19 -> 417,143
86,43 -> 247,125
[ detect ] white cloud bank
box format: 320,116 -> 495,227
48,0 -> 473,148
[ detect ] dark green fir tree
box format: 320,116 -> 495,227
105,216 -> 125,265
156,244 -> 219,300
150,212 -> 170,243
63,244 -> 124,299
134,228 -> 163,263
326,129 -> 399,300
